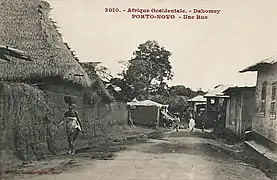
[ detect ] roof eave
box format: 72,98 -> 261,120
204,95 -> 229,98
239,69 -> 258,73
188,100 -> 206,102
223,86 -> 256,95
239,62 -> 274,73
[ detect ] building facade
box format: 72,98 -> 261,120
204,85 -> 231,129
240,56 -> 277,149
224,86 -> 255,136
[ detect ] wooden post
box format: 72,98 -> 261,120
0,160 -> 3,180
156,107 -> 160,127
0,120 -> 3,180
239,92 -> 243,135
225,98 -> 230,130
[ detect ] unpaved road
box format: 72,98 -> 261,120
11,129 -> 270,180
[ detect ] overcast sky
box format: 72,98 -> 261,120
47,0 -> 277,91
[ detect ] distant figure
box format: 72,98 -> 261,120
214,114 -> 221,130
189,117 -> 196,132
201,119 -> 205,132
58,103 -> 83,155
127,108 -> 134,127
199,111 -> 205,132
174,115 -> 181,132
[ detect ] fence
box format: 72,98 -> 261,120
0,82 -> 127,170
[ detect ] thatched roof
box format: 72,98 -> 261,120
127,99 -> 168,108
0,0 -> 91,88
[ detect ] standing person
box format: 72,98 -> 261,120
127,108 -> 134,127
174,115 -> 181,132
201,119 -> 205,132
58,103 -> 83,155
199,111 -> 205,132
189,116 -> 196,132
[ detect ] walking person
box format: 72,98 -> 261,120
189,116 -> 196,132
58,103 -> 83,155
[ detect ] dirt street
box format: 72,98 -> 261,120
9,129 -> 270,180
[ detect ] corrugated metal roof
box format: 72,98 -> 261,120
127,99 -> 168,108
204,84 -> 232,98
223,86 -> 256,95
188,95 -> 206,102
239,55 -> 277,73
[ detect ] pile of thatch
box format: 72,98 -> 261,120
0,0 -> 91,88
0,81 -> 52,162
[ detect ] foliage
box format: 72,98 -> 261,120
80,62 -> 113,104
80,62 -> 113,83
120,40 -> 173,99
90,41 -> 207,104
169,85 -> 206,98
108,77 -> 133,101
150,85 -> 206,114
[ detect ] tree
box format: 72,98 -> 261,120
109,77 -> 134,101
169,85 -> 206,98
122,40 -> 173,99
196,88 -> 206,96
80,62 -> 113,104
80,61 -> 113,83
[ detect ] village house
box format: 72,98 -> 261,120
0,0 -> 116,163
0,0 -> 92,110
127,99 -> 169,127
204,84 -> 232,129
187,95 -> 206,128
239,55 -> 277,150
187,95 -> 206,114
223,86 -> 255,136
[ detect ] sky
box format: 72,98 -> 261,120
46,0 -> 277,91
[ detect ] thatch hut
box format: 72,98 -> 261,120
127,99 -> 169,127
0,0 -> 93,113
0,0 -> 94,164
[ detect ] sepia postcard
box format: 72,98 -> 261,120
0,0 -> 276,179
